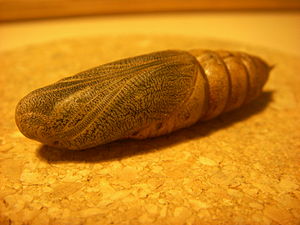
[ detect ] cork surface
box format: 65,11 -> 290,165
0,35 -> 299,225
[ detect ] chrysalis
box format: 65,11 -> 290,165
15,49 -> 271,150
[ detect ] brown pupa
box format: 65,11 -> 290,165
15,49 -> 271,150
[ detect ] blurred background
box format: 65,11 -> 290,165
0,0 -> 299,54
0,0 -> 300,21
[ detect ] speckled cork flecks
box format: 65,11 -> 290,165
0,36 -> 300,225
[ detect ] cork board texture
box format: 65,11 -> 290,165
0,35 -> 299,225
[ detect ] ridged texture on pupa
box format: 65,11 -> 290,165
15,49 -> 270,150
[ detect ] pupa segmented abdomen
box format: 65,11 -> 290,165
15,49 -> 270,150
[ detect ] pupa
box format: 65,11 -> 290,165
15,49 -> 271,150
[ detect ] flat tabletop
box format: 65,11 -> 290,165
0,11 -> 300,225
1,11 -> 299,55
